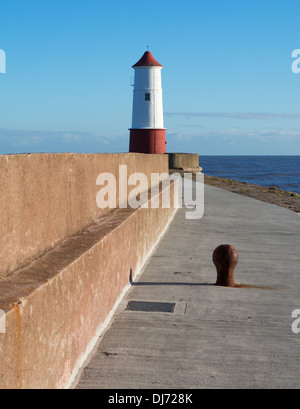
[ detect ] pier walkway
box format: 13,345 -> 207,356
73,184 -> 300,389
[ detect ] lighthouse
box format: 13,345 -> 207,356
129,50 -> 166,154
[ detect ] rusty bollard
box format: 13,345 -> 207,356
213,244 -> 239,287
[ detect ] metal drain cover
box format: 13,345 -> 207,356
126,301 -> 176,313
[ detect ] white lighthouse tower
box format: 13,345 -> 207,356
129,50 -> 166,154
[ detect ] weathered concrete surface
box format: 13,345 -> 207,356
0,153 -> 168,278
75,184 -> 300,389
168,152 -> 201,172
0,180 -> 177,389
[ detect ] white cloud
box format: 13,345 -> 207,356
167,128 -> 300,142
0,129 -> 128,153
165,112 -> 300,120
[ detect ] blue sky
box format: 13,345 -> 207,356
0,0 -> 299,155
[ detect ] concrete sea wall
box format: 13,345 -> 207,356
168,153 -> 201,172
0,153 -> 168,278
0,153 -> 178,389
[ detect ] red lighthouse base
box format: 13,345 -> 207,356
129,129 -> 166,154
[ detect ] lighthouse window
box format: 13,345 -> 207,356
145,93 -> 151,102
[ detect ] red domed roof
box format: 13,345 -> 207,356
133,51 -> 163,68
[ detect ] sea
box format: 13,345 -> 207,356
199,156 -> 300,194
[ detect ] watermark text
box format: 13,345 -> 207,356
292,309 -> 300,334
96,166 -> 204,220
0,309 -> 5,334
292,49 -> 300,74
0,49 -> 6,74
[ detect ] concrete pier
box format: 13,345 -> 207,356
74,184 -> 300,389
0,153 -> 178,389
